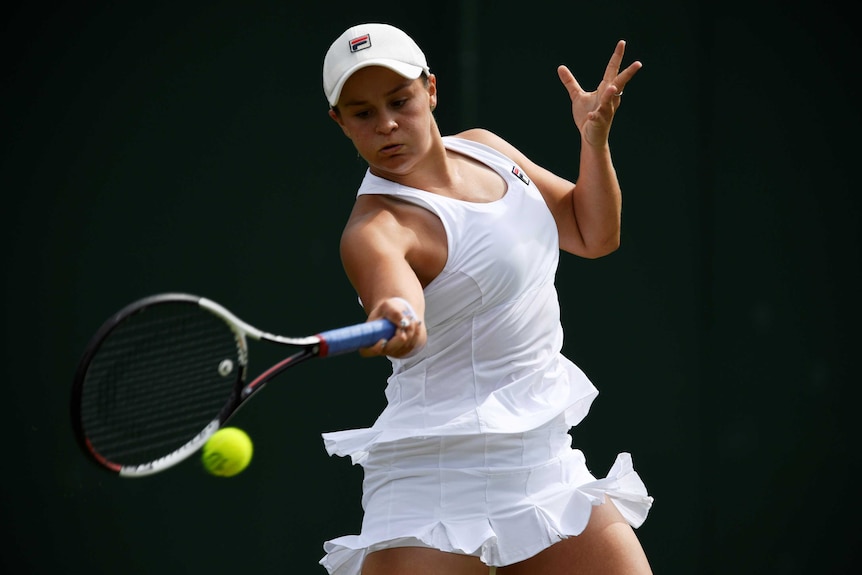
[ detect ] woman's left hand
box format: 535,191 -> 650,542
557,40 -> 642,147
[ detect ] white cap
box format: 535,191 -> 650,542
323,23 -> 430,107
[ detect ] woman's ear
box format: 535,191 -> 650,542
427,74 -> 438,112
329,108 -> 351,138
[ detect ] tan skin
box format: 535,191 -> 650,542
329,41 -> 650,575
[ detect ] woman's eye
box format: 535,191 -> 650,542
392,98 -> 407,108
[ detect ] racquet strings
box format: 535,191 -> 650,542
79,302 -> 241,467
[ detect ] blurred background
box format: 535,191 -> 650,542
2,1 -> 859,573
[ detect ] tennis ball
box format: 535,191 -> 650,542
201,427 -> 253,477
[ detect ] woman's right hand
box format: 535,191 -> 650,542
361,296 -> 426,358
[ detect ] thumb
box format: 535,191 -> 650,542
557,65 -> 582,96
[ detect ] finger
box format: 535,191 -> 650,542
613,60 -> 643,90
602,40 -> 627,82
359,337 -> 389,357
557,65 -> 583,97
390,296 -> 420,328
594,85 -> 622,112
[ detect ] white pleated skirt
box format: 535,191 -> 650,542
319,415 -> 653,575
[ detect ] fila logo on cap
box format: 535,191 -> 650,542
349,34 -> 371,53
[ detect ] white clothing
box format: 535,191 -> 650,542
322,137 -> 599,464
321,415 -> 652,573
320,137 -> 653,574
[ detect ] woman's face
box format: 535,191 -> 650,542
330,66 -> 437,180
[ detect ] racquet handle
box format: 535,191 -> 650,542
317,318 -> 397,356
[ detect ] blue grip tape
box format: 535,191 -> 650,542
318,319 -> 397,357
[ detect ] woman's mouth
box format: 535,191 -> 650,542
379,143 -> 403,156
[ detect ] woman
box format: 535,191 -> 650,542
319,22 -> 653,575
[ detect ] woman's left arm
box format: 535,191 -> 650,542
460,40 -> 641,259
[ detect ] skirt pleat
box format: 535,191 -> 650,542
320,416 -> 653,574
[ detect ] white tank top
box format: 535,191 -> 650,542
323,137 -> 599,463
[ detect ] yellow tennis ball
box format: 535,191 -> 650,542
201,427 -> 253,477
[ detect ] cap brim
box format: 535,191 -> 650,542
327,59 -> 426,107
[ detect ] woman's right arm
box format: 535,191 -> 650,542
340,195 -> 428,358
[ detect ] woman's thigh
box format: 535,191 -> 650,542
361,547 -> 489,575
359,501 -> 651,575
499,500 -> 652,575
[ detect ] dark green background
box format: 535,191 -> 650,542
3,1 -> 859,573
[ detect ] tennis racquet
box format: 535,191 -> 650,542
70,293 -> 395,478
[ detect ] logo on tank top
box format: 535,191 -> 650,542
349,34 -> 371,53
512,165 -> 531,186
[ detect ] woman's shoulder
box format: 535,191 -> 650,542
343,193 -> 434,241
448,129 -> 525,166
449,128 -> 502,148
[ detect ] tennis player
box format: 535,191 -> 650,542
319,23 -> 653,575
